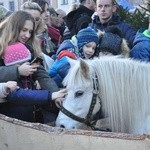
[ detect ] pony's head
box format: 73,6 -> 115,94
56,57 -> 150,134
56,59 -> 101,129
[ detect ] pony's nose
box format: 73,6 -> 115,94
60,124 -> 65,128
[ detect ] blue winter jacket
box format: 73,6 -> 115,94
0,88 -> 52,122
49,37 -> 79,87
130,29 -> 150,62
56,37 -> 79,57
49,57 -> 71,87
90,14 -> 137,48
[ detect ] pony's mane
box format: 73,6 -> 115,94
64,56 -> 150,133
91,57 -> 150,133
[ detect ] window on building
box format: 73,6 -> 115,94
61,0 -> 68,5
9,1 -> 15,11
23,0 -> 28,3
72,0 -> 78,2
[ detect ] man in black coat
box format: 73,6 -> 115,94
63,0 -> 96,40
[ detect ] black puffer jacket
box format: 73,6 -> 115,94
63,5 -> 94,40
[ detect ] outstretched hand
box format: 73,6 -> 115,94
55,98 -> 65,108
5,81 -> 19,93
52,88 -> 67,100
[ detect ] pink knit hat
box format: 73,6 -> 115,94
3,42 -> 31,66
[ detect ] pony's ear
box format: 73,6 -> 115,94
80,59 -> 90,79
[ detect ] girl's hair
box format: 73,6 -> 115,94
32,0 -> 48,13
0,10 -> 41,56
21,1 -> 42,12
21,1 -> 46,34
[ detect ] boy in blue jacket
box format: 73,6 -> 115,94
49,27 -> 99,87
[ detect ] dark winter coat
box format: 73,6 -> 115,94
49,37 -> 78,87
0,88 -> 52,122
90,14 -> 137,48
63,5 -> 94,40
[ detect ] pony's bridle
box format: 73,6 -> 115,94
60,74 -> 111,132
60,91 -> 98,127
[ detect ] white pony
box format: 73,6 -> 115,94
56,56 -> 150,134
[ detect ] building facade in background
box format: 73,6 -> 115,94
0,0 -> 146,14
0,0 -> 28,11
52,0 -> 146,14
57,0 -> 79,13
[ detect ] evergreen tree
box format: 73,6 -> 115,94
115,0 -> 150,30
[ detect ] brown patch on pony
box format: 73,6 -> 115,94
80,59 -> 90,79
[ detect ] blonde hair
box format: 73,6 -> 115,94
0,10 -> 41,57
21,1 -> 46,35
20,1 -> 42,12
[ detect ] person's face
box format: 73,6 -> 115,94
57,13 -> 66,26
83,42 -> 96,59
49,13 -> 59,27
41,3 -> 49,24
25,9 -> 41,30
18,20 -> 33,43
96,0 -> 116,24
85,0 -> 96,11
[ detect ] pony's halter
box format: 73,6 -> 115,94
60,73 -> 107,131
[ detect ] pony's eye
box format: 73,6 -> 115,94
75,91 -> 84,98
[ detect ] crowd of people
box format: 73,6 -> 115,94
0,0 -> 149,125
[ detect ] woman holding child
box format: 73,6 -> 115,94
0,10 -> 66,123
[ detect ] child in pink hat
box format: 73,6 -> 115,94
1,42 -> 67,123
3,42 -> 31,66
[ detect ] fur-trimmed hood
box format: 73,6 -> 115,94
97,26 -> 130,57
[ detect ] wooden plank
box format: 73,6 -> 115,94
0,114 -> 149,150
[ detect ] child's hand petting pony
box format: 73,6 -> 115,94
52,89 -> 67,108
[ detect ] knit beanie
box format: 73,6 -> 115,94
98,32 -> 122,55
77,27 -> 99,49
3,42 -> 31,66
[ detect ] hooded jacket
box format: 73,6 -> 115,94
130,29 -> 150,61
49,36 -> 79,87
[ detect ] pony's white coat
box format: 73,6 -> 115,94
56,56 -> 150,134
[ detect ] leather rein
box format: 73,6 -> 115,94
60,75 -> 111,132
